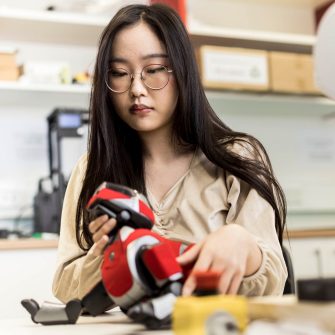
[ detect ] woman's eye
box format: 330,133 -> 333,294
110,70 -> 128,78
146,66 -> 166,74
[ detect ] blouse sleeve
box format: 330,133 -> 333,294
224,171 -> 287,296
52,154 -> 103,303
223,140 -> 287,296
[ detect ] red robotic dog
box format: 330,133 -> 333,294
86,182 -> 193,327
22,182 -> 193,329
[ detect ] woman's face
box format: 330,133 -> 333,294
108,22 -> 178,135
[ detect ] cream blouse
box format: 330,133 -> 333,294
52,149 -> 287,303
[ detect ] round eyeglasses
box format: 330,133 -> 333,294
105,64 -> 173,93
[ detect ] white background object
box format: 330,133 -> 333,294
314,3 -> 335,100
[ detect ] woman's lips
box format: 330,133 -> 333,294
130,104 -> 153,115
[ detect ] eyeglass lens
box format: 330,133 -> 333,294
106,64 -> 171,93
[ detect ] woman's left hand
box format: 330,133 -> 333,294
176,224 -> 262,296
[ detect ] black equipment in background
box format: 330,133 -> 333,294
33,108 -> 89,233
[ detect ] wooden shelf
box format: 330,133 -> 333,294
1,81 -> 333,103
205,90 -> 333,105
0,6 -> 317,52
1,82 -> 334,113
286,229 -> 335,239
0,238 -> 58,250
189,24 -> 315,53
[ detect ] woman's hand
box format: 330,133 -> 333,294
88,215 -> 117,256
176,224 -> 262,296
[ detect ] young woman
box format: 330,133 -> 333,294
52,4 -> 287,304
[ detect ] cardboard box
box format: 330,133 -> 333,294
198,45 -> 269,91
0,52 -> 17,68
269,52 -> 320,94
0,66 -> 20,81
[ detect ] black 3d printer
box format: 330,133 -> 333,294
33,108 -> 89,234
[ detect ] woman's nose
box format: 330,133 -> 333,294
129,73 -> 147,97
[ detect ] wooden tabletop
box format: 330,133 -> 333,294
0,309 -> 169,335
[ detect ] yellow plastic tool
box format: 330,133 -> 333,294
173,295 -> 248,335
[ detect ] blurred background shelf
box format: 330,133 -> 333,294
0,81 -> 91,94
190,26 -> 316,53
0,7 -> 107,46
0,5 -> 319,50
206,90 -> 335,106
0,81 -> 90,107
1,81 -> 334,113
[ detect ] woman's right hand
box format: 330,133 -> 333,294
88,215 -> 118,256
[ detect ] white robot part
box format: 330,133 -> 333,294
314,3 -> 335,100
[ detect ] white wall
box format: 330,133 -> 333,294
0,102 -> 89,221
284,237 -> 335,279
210,93 -> 335,230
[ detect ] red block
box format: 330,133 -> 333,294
142,242 -> 182,281
150,0 -> 187,25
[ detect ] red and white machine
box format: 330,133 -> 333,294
22,182 -> 193,329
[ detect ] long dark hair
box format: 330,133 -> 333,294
76,4 -> 286,250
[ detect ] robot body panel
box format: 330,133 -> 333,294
101,226 -> 188,310
102,240 -> 133,297
142,243 -> 183,281
102,228 -> 160,308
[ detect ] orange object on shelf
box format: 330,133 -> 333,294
0,50 -> 20,81
150,0 -> 187,25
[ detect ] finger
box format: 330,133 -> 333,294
191,248 -> 213,272
227,272 -> 243,295
91,235 -> 109,256
217,268 -> 235,294
182,274 -> 196,296
89,215 -> 109,234
176,243 -> 202,265
92,218 -> 117,243
182,251 -> 213,296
